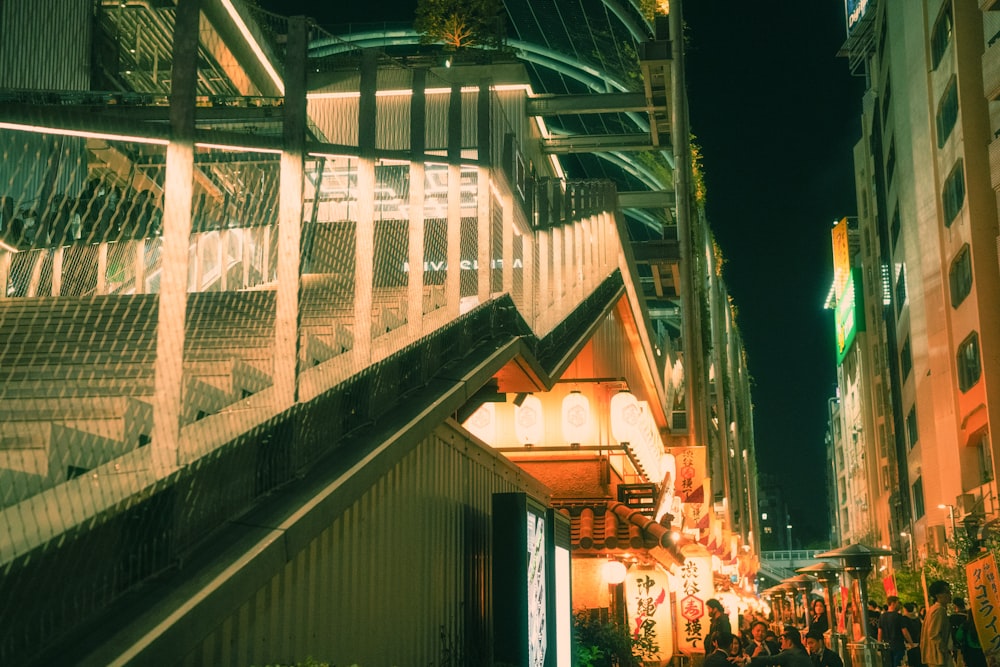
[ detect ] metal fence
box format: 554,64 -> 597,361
0,1 -> 626,662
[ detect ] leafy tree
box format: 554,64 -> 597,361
415,0 -> 504,50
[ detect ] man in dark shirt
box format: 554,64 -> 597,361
879,596 -> 906,667
868,601 -> 883,639
902,601 -> 922,667
709,598 -> 733,639
748,620 -> 781,658
805,628 -> 844,667
749,626 -> 814,667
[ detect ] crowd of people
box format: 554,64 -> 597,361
701,580 -> 987,667
863,582 -> 985,667
0,181 -> 164,252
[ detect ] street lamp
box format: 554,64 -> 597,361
787,523 -> 793,551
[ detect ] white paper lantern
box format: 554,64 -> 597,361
603,559 -> 627,584
610,391 -> 640,444
561,391 -> 590,444
515,394 -> 544,446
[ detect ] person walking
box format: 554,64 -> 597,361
709,599 -> 734,638
879,596 -> 907,667
921,580 -> 954,667
902,601 -> 923,667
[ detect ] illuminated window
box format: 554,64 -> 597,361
906,406 -> 918,449
957,332 -> 981,392
912,476 -> 925,519
942,160 -> 965,227
895,264 -> 906,315
936,78 -> 958,148
881,75 -> 892,127
949,244 -> 972,307
885,140 -> 896,186
890,207 -> 901,252
931,3 -> 953,70
900,335 -> 912,382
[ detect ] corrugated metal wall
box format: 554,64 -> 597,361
0,0 -> 91,91
179,421 -> 547,667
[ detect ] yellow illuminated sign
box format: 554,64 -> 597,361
831,218 -> 850,299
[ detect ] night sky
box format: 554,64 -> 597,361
264,0 -> 865,545
682,1 -> 865,544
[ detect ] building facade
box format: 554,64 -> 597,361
831,0 -> 1000,562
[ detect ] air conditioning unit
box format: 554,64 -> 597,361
671,410 -> 688,433
927,525 -> 948,556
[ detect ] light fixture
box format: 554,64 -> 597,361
220,0 -> 284,94
514,394 -> 544,446
610,391 -> 639,444
463,403 -> 496,443
603,559 -> 627,584
561,391 -> 590,445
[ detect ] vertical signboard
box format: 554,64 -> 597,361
966,553 -> 1000,659
666,446 -> 707,504
831,217 -> 850,297
549,509 -> 572,667
673,544 -> 713,653
527,510 -> 546,667
835,268 -> 866,365
666,447 -> 708,538
626,567 -> 674,664
845,0 -> 871,36
495,493 -> 560,667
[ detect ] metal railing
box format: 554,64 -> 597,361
0,116 -> 622,559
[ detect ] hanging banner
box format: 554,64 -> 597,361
674,545 -> 713,654
966,552 -> 1000,659
882,574 -> 898,598
666,447 -> 707,504
626,567 -> 674,664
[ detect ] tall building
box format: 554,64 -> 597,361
832,0 -> 1000,561
756,471 -> 789,551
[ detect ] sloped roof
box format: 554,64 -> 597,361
561,500 -> 684,565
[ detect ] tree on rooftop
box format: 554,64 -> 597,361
415,0 -> 505,51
